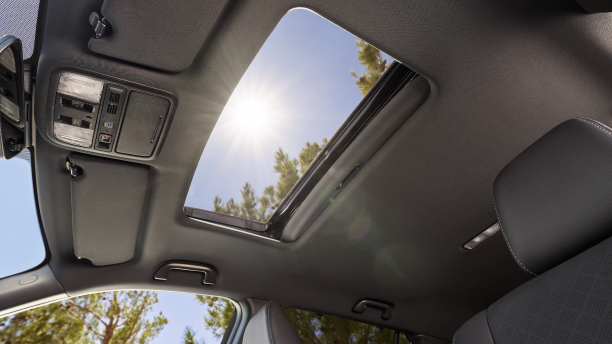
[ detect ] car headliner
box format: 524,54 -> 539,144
21,0 -> 612,340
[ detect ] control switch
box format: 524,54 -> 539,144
99,134 -> 111,143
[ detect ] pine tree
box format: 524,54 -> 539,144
211,39 -> 386,222
196,303 -> 406,343
239,182 -> 258,220
182,326 -> 205,344
0,302 -> 84,344
195,296 -> 236,339
213,196 -> 239,217
349,39 -> 389,96
199,40 -> 396,341
298,138 -> 328,174
273,148 -> 300,202
0,291 -> 167,344
284,308 -> 408,344
257,185 -> 277,221
212,138 -> 328,222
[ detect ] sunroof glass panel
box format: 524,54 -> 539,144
186,9 -> 392,224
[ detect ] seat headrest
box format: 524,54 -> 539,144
494,118 -> 612,275
243,300 -> 301,344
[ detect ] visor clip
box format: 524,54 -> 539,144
89,12 -> 109,39
66,160 -> 81,178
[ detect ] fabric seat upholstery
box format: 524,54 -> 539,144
243,300 -> 302,344
454,118 -> 612,343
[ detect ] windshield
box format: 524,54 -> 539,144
0,291 -> 236,344
0,150 -> 46,278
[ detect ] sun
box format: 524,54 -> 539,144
231,98 -> 271,133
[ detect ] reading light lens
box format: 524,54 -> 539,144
463,222 -> 501,250
57,73 -> 104,104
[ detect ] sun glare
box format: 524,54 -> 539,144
231,98 -> 272,134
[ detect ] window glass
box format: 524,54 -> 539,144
285,308 -> 409,344
185,9 -> 392,225
0,150 -> 46,279
0,0 -> 41,59
0,291 -> 236,344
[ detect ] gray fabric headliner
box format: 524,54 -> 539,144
31,0 -> 612,340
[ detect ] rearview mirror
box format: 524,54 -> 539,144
0,35 -> 28,159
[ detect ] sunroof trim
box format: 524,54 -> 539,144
186,62 -> 418,240
185,207 -> 268,232
186,213 -> 279,242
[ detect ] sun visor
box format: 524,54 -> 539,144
87,0 -> 229,72
70,153 -> 150,266
575,0 -> 612,13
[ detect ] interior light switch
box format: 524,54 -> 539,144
99,134 -> 111,143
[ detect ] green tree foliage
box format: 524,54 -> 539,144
195,296 -> 236,339
213,196 -> 240,217
0,291 -> 167,344
198,302 -> 406,344
213,38 -> 387,220
298,139 -> 328,174
0,302 -> 84,344
350,39 -> 389,96
273,148 -> 300,202
213,138 -> 328,222
284,309 -> 408,344
239,182 -> 259,220
182,326 -> 205,344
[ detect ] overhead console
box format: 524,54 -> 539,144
46,69 -> 175,160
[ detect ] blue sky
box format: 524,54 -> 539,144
150,292 -> 228,344
0,151 -> 222,343
186,9 -> 382,212
169,9 -> 391,340
0,151 -> 46,279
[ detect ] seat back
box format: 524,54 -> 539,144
243,300 -> 302,344
455,118 -> 612,343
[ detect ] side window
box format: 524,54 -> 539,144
0,291 -> 236,344
285,308 -> 409,343
0,150 -> 46,279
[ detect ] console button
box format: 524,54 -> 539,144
99,134 -> 111,143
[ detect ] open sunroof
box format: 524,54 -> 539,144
185,9 -> 415,240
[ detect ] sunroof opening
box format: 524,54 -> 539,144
185,9 -> 397,235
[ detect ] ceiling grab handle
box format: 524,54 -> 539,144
352,299 -> 394,320
154,262 -> 217,285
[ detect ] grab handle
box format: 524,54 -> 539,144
352,299 -> 393,320
154,262 -> 217,285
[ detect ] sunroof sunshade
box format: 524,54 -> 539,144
1,0 -> 41,59
185,9 -> 393,229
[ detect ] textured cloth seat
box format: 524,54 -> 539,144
243,300 -> 302,344
454,118 -> 612,344
455,236 -> 612,343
